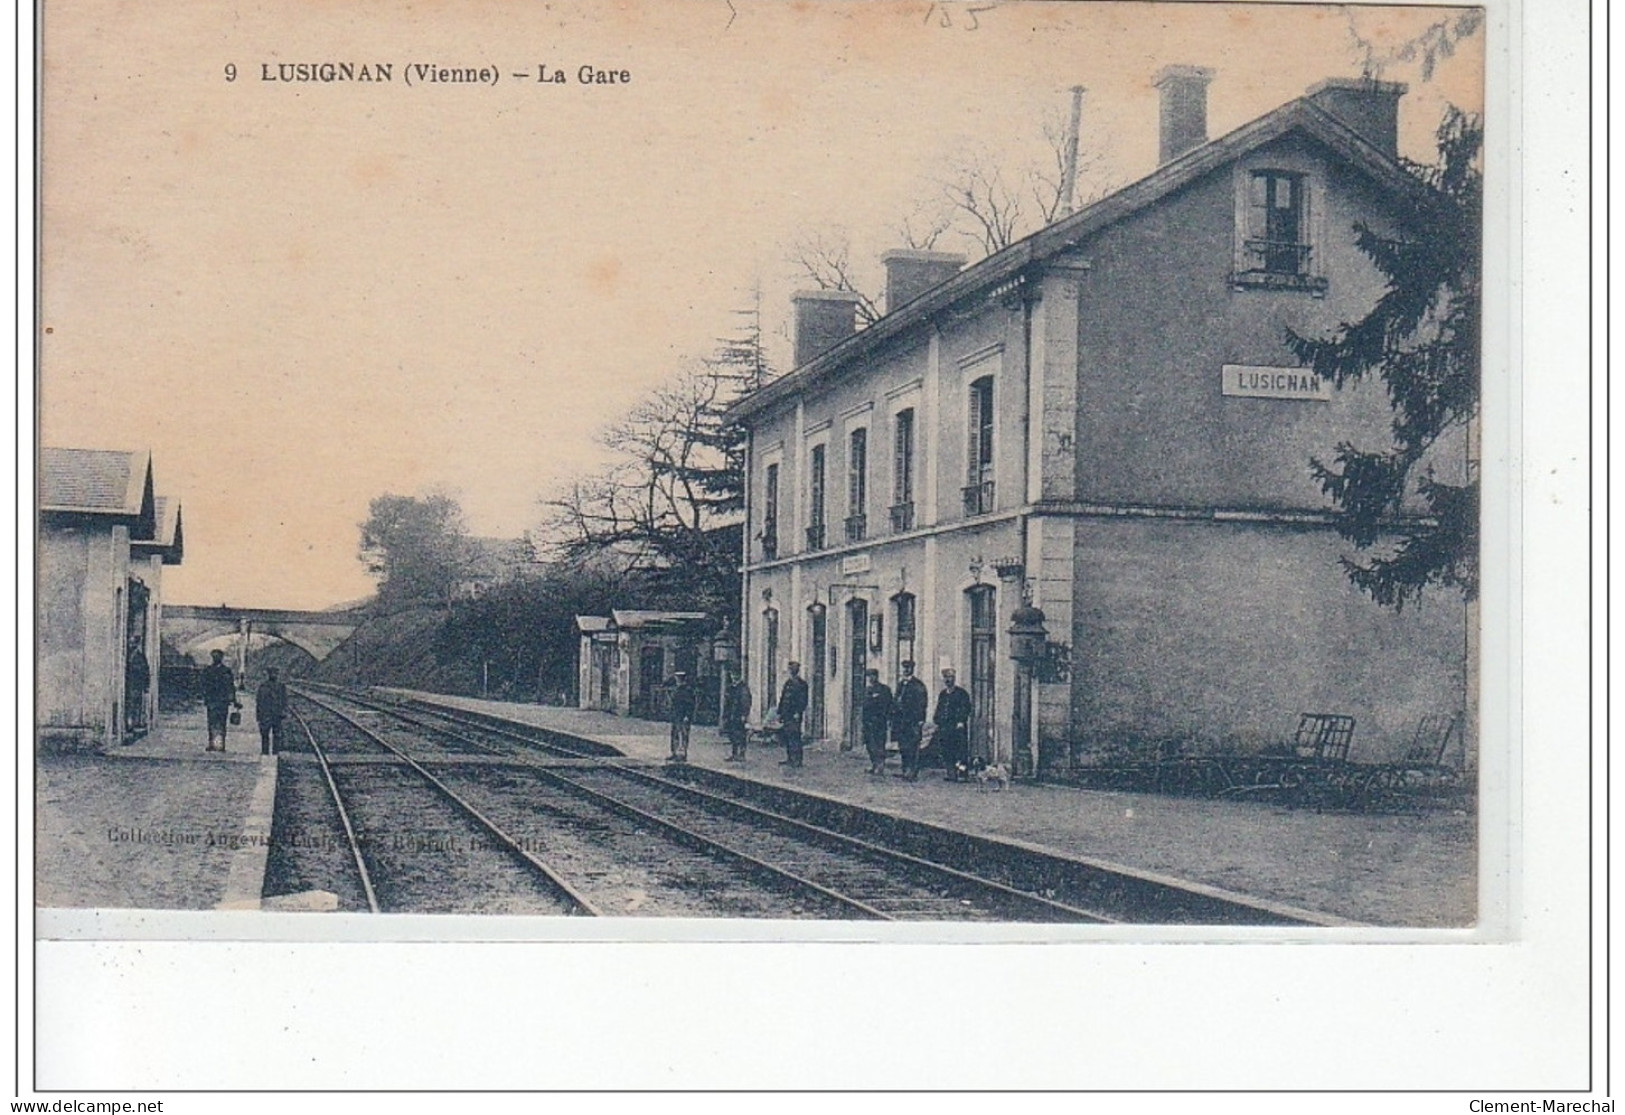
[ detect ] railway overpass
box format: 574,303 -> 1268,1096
162,603 -> 368,673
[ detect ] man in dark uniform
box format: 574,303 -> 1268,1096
255,667 -> 289,756
668,671 -> 696,763
860,668 -> 894,776
933,667 -> 973,781
199,649 -> 241,753
891,660 -> 929,781
720,669 -> 752,763
776,661 -> 809,768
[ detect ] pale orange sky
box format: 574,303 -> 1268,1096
39,0 -> 1484,609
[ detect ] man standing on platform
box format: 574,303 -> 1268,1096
860,668 -> 894,776
255,667 -> 289,756
668,671 -> 696,763
933,667 -> 973,781
721,669 -> 752,763
891,660 -> 929,782
776,660 -> 809,768
199,649 -> 241,753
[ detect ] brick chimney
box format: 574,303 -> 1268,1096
1305,78 -> 1408,159
881,250 -> 966,313
1154,64 -> 1214,164
791,290 -> 864,368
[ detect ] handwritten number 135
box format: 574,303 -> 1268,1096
924,4 -> 995,29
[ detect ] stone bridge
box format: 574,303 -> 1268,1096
162,604 -> 367,667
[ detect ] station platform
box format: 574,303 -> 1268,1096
35,696 -> 280,911
382,690 -> 1477,928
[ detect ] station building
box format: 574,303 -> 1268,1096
38,448 -> 185,751
725,70 -> 1474,775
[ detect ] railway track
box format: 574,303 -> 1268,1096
318,690 -> 1353,926
290,687 -> 1116,921
283,697 -> 596,915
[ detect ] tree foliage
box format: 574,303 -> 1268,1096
434,561 -> 628,702
358,492 -> 471,608
1288,107 -> 1482,610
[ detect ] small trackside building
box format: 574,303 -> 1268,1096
724,71 -> 1473,777
38,448 -> 185,751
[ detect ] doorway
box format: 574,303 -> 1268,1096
808,605 -> 827,741
967,585 -> 997,762
846,598 -> 869,751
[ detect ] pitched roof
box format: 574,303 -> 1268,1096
39,448 -> 158,537
725,96 -> 1437,424
39,448 -> 148,513
132,497 -> 185,565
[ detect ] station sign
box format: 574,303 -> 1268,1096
840,553 -> 871,575
1221,364 -> 1332,401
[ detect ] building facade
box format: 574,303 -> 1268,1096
727,71 -> 1473,774
38,448 -> 184,751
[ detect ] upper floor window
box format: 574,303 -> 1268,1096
963,376 -> 995,516
1233,169 -> 1326,293
845,428 -> 868,542
806,444 -> 827,550
891,408 -> 915,532
1249,171 -> 1306,274
761,462 -> 780,560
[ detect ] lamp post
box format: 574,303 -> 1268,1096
1007,598 -> 1048,780
712,624 -> 739,727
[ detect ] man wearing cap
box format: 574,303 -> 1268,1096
860,668 -> 894,776
720,669 -> 752,763
776,661 -> 809,768
891,660 -> 929,781
255,667 -> 290,756
668,670 -> 697,763
199,649 -> 241,753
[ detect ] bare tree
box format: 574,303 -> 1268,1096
540,317 -> 772,615
1345,8 -> 1484,82
895,198 -> 953,251
788,229 -> 882,326
789,94 -> 1118,307
934,99 -> 1117,256
940,155 -> 1028,255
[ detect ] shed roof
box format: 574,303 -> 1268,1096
610,610 -> 709,631
575,615 -> 613,634
39,447 -> 158,538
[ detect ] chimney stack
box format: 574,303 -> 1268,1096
880,250 -> 966,314
791,290 -> 864,368
1305,78 -> 1408,159
1154,64 -> 1214,164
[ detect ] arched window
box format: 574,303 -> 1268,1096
892,591 -> 917,677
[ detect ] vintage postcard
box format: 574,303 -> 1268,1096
29,0 -> 1591,1093
37,0 -> 1489,930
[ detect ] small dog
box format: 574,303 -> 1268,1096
955,756 -> 1010,791
974,762 -> 1010,791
